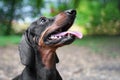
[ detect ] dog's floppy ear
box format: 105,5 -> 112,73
19,31 -> 34,66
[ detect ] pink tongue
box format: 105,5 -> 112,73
54,31 -> 83,39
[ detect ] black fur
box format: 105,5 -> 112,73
13,9 -> 76,80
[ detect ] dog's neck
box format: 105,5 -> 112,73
24,46 -> 58,80
38,46 -> 57,69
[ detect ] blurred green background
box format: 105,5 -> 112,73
0,0 -> 120,57
1,0 -> 120,36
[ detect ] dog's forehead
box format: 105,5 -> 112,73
28,16 -> 54,35
38,16 -> 54,24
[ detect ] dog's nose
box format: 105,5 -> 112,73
65,9 -> 76,15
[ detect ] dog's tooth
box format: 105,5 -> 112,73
50,35 -> 62,40
59,36 -> 62,38
54,36 -> 57,39
57,35 -> 62,39
51,36 -> 56,39
50,36 -> 54,39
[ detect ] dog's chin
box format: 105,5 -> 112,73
44,34 -> 75,47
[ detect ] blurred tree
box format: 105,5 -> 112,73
0,0 -> 23,35
0,0 -> 43,35
76,0 -> 120,35
27,0 -> 44,17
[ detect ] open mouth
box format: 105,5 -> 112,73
44,24 -> 83,46
39,9 -> 83,47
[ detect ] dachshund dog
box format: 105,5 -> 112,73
13,9 -> 82,80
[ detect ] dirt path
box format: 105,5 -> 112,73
0,45 -> 120,80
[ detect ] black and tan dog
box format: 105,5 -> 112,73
13,9 -> 82,80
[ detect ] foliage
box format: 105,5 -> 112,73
27,0 -> 44,17
76,0 -> 120,35
0,0 -> 23,35
0,24 -> 7,35
0,0 -> 43,35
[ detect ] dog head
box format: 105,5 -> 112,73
19,9 -> 82,66
30,9 -> 77,48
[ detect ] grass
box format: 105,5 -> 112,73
0,35 -> 21,46
73,36 -> 120,57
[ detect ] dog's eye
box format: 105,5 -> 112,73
39,17 -> 46,24
41,18 -> 46,22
